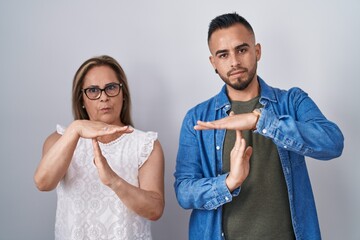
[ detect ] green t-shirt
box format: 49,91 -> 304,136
222,97 -> 295,240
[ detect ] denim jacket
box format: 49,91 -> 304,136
174,77 -> 344,240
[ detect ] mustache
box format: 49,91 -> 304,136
227,67 -> 247,77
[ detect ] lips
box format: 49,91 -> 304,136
230,70 -> 245,76
227,68 -> 247,77
100,107 -> 111,112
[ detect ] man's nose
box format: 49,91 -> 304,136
230,53 -> 241,68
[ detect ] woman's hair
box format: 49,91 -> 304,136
72,55 -> 133,126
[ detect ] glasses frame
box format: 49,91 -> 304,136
82,83 -> 123,100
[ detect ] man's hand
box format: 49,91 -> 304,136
226,129 -> 253,191
194,112 -> 258,131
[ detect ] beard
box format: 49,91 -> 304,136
218,61 -> 257,91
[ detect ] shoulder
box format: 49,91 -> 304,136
287,86 -> 307,96
130,128 -> 158,141
128,128 -> 159,150
42,124 -> 68,154
45,131 -> 61,143
129,129 -> 162,167
260,79 -> 308,103
259,77 -> 307,97
185,91 -> 222,120
42,131 -> 61,155
277,87 -> 309,103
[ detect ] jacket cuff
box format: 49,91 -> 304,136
203,173 -> 240,210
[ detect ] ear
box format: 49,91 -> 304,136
255,43 -> 262,62
209,55 -> 216,71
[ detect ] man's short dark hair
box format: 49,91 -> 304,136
207,12 -> 254,43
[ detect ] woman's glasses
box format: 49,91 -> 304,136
82,83 -> 122,100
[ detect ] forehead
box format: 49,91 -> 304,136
208,23 -> 255,54
83,65 -> 119,86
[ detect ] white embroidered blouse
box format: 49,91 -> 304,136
54,125 -> 157,240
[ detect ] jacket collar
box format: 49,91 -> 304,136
214,85 -> 230,110
258,76 -> 277,104
214,76 -> 278,110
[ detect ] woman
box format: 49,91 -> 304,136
34,55 -> 164,240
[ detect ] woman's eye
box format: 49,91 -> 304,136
88,88 -> 100,93
106,84 -> 117,90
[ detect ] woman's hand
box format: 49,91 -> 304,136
92,139 -> 119,187
72,120 -> 133,139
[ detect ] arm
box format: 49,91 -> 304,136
256,105 -> 343,159
93,139 -> 164,221
195,89 -> 344,160
34,120 -> 133,191
174,113 -> 252,210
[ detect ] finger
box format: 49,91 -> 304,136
239,137 -> 246,152
98,125 -> 133,137
194,120 -> 223,130
196,114 -> 239,130
118,125 -> 134,133
194,121 -> 213,130
244,146 -> 253,160
92,139 -> 102,159
229,111 -> 235,116
233,129 -> 243,151
194,123 -> 210,130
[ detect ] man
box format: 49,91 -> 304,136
174,13 -> 344,240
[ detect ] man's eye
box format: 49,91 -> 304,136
219,54 -> 228,58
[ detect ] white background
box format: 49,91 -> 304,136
0,1 -> 359,239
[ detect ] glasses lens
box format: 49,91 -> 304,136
105,84 -> 121,97
85,87 -> 101,100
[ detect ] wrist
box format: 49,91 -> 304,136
66,120 -> 82,139
252,108 -> 262,130
225,174 -> 241,192
109,175 -> 123,192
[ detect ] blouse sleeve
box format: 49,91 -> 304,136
138,131 -> 158,168
56,124 -> 66,135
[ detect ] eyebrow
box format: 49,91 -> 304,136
83,82 -> 119,89
215,43 -> 250,56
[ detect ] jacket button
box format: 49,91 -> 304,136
216,146 -> 220,150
